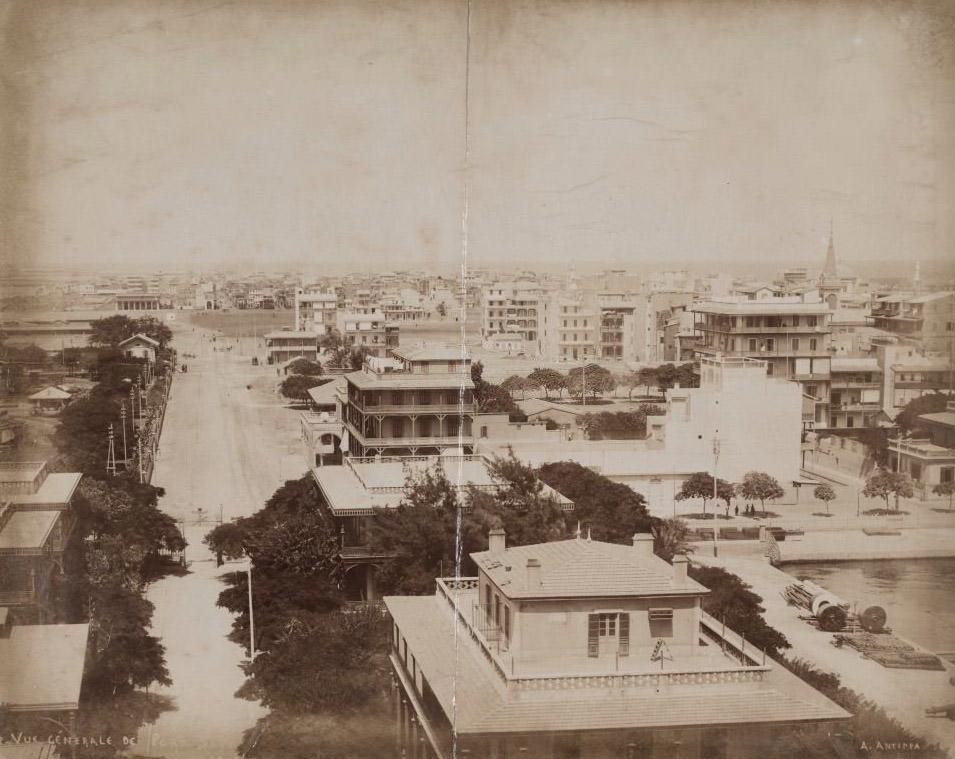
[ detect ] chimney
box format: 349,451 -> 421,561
488,528 -> 506,553
632,533 -> 654,556
526,558 -> 542,590
672,554 -> 689,585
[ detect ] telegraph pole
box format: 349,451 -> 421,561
120,402 -> 128,465
712,436 -> 721,556
106,424 -> 117,477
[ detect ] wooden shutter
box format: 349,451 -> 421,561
587,613 -> 599,658
618,613 -> 630,656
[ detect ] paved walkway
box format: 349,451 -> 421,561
696,554 -> 955,754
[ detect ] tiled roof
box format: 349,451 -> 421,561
0,511 -> 59,549
907,291 -> 954,303
919,411 -> 955,428
117,333 -> 159,347
345,370 -> 474,391
0,624 -> 89,710
693,300 -> 829,315
306,379 -> 345,405
384,596 -> 848,735
28,387 -> 71,401
471,539 -> 706,599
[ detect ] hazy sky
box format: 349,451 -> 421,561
2,0 -> 954,274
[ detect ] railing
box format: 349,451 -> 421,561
511,667 -> 766,691
345,428 -> 475,449
346,454 -> 484,466
352,401 -> 473,415
435,577 -> 511,681
888,439 -> 955,459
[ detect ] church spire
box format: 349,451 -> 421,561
820,220 -> 838,281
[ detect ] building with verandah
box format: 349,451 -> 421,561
385,531 -> 848,759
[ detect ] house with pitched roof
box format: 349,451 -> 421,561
118,333 -> 160,363
385,531 -> 848,758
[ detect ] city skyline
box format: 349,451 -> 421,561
2,0 -> 954,274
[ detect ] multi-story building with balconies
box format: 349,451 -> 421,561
310,455 -> 573,600
827,358 -> 883,429
335,309 -> 399,358
340,348 -> 476,457
868,291 -> 955,352
480,281 -> 544,355
293,289 -> 338,334
692,297 -> 833,427
385,530 -> 847,759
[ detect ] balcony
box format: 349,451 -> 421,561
352,400 -> 473,415
344,421 -> 473,449
832,401 -> 880,412
888,438 -> 955,460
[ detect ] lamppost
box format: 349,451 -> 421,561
712,436 -> 721,557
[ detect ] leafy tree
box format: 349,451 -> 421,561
618,370 -> 643,400
895,392 -> 950,435
813,484 -> 837,515
82,582 -> 172,697
636,366 -> 658,397
527,367 -> 566,399
863,469 -> 914,511
131,316 -> 173,348
933,480 -> 955,511
537,461 -> 651,543
349,346 -> 371,370
238,607 -> 390,713
471,360 -> 520,413
567,363 -> 615,400
674,472 -> 734,516
90,315 -> 138,348
466,450 -> 568,547
280,374 -> 324,403
738,471 -> 784,514
286,358 -> 323,376
204,522 -> 247,561
688,565 -> 790,658
675,361 -> 700,388
367,461 -> 470,594
655,363 -> 679,393
652,518 -> 694,562
502,374 -> 534,399
578,411 -> 647,440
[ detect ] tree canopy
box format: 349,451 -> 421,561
537,460 -> 652,543
566,364 -> 615,399
578,410 -> 649,440
895,393 -> 951,435
471,360 -> 520,414
280,374 -> 327,403
862,470 -> 914,511
287,358 -> 324,376
89,315 -> 172,349
813,484 -> 837,514
674,472 -> 734,515
738,471 -> 785,512
527,367 -> 567,399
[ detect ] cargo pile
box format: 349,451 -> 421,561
834,632 -> 945,671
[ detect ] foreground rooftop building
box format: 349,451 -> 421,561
385,533 -> 847,758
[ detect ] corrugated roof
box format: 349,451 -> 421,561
471,539 -> 706,599
0,624 -> 89,710
7,473 -> 82,506
0,511 -> 59,549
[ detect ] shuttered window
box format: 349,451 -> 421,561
587,613 -> 599,658
619,613 -> 630,656
649,608 -> 674,638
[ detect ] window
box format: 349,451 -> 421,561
480,425 -> 488,438
910,462 -> 922,482
504,606 -> 510,642
649,608 -> 674,638
748,338 -> 757,352
941,467 -> 954,484
791,338 -> 800,352
765,338 -> 775,352
807,315 -> 817,327
810,338 -> 818,351
598,613 -> 616,637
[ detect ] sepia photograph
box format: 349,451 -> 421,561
1,0 -> 954,757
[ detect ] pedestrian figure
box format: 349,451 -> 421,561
734,504 -> 739,517
216,550 -> 223,567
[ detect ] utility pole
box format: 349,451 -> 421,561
120,402 -> 128,465
106,424 -> 117,477
137,436 -> 144,484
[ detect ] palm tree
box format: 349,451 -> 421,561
652,518 -> 694,562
